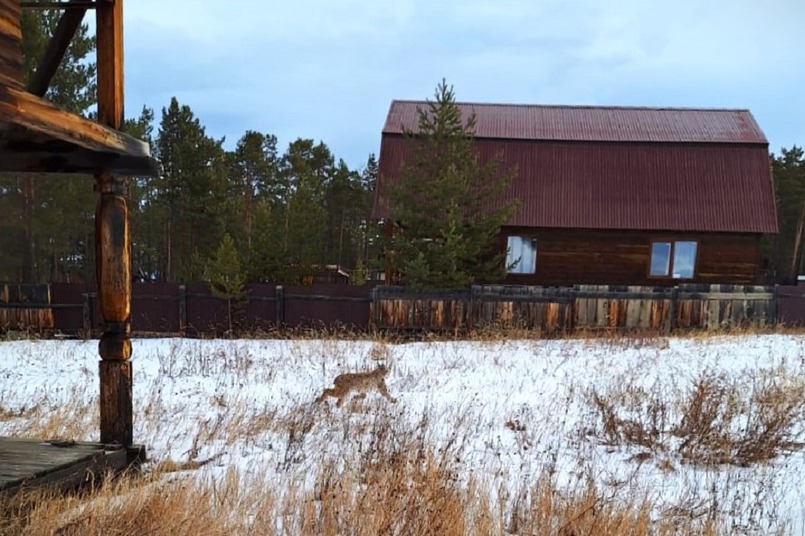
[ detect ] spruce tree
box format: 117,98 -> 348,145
205,233 -> 246,335
387,80 -> 517,290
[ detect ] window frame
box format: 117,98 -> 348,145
506,235 -> 537,275
647,239 -> 699,280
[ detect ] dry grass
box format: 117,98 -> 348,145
587,367 -> 805,467
0,447 -> 735,536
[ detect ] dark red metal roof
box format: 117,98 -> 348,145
384,101 -> 768,144
375,103 -> 777,233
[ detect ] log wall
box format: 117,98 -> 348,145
0,0 -> 21,87
500,228 -> 762,286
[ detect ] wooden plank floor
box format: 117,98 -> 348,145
0,437 -> 133,494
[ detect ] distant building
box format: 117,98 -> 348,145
373,102 -> 777,286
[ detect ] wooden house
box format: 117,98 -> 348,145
1,0 -> 154,492
373,101 -> 778,286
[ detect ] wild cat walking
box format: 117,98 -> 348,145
315,364 -> 397,407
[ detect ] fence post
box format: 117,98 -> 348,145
771,284 -> 779,328
178,284 -> 187,336
82,292 -> 91,338
665,286 -> 678,335
276,285 -> 285,328
467,285 -> 475,332
369,285 -> 378,331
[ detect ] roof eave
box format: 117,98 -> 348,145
0,79 -> 156,176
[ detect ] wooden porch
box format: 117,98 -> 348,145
1,0 -> 154,496
0,437 -> 145,495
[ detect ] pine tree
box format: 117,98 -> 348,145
230,131 -> 280,248
279,139 -> 333,281
204,233 -> 246,335
763,146 -> 805,280
152,97 -> 228,281
0,8 -> 97,282
387,80 -> 517,290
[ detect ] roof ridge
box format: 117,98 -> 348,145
390,100 -> 751,113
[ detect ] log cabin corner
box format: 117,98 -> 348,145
373,101 -> 778,286
1,0 -> 156,494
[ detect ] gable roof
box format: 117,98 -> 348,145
375,102 -> 777,234
383,101 -> 768,144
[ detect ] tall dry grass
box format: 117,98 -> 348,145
1,448 -> 737,536
586,367 -> 805,467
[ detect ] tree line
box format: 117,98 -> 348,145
1,9 -> 804,288
0,9 -> 381,286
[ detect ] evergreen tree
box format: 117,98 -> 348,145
763,146 -> 805,280
205,233 -> 246,335
229,131 -> 280,249
0,8 -> 97,282
152,97 -> 228,281
387,80 -> 517,290
324,160 -> 367,269
278,139 -> 333,280
124,106 -> 160,280
359,154 -> 383,280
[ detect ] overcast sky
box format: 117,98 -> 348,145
120,0 -> 804,169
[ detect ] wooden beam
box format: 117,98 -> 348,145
95,0 -> 122,128
20,1 -> 96,9
27,1 -> 88,97
0,83 -> 150,157
0,147 -> 157,174
0,0 -> 23,88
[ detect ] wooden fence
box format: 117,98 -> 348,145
370,284 -> 778,334
0,282 -> 800,336
0,283 -> 54,331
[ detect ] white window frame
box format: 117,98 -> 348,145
506,236 -> 537,274
649,240 -> 698,279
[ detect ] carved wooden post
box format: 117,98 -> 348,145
95,0 -> 131,446
95,173 -> 132,445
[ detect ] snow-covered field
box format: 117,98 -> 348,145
2,334 -> 805,534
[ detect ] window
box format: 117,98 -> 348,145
649,240 -> 697,279
507,236 -> 536,274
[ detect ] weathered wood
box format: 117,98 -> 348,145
0,437 -> 129,495
500,227 -> 763,286
0,0 -> 22,88
275,285 -> 284,326
93,0 -> 133,447
94,177 -> 131,323
95,0 -> 122,129
0,149 -> 157,175
82,292 -> 91,334
178,284 -> 187,335
99,360 -> 132,445
0,84 -> 150,156
27,1 -> 88,97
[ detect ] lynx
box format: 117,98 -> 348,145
315,365 -> 397,407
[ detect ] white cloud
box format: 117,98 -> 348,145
117,0 -> 805,166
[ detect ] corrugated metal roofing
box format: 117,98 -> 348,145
384,101 -> 769,144
374,132 -> 778,234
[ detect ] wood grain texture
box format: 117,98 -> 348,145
95,0 -> 122,128
94,189 -> 131,326
0,0 -> 22,88
99,360 -> 132,445
0,437 -> 128,494
500,228 -> 762,286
